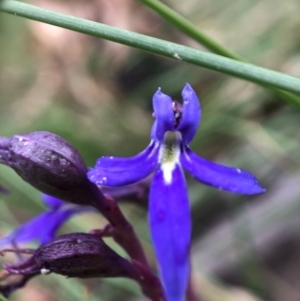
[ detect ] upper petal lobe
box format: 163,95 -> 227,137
181,146 -> 265,195
177,84 -> 201,144
152,88 -> 174,141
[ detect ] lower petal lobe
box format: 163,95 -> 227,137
181,147 -> 265,195
149,164 -> 191,301
88,142 -> 159,187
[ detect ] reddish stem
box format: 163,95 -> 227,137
186,273 -> 201,301
90,189 -> 149,266
131,260 -> 166,301
89,186 -> 166,301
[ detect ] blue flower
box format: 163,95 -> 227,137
87,83 -> 265,301
0,183 -> 147,250
0,194 -> 93,248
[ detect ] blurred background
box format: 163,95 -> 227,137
1,0 -> 300,300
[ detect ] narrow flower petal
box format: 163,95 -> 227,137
152,88 -> 174,141
150,120 -> 158,140
177,83 -> 201,144
0,205 -> 93,247
149,164 -> 191,301
0,211 -> 62,247
0,184 -> 9,195
181,147 -> 265,194
88,142 -> 159,187
42,194 -> 65,209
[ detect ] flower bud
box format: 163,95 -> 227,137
0,131 -> 97,205
4,233 -> 137,279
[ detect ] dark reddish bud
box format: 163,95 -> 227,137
4,233 -> 137,279
0,131 -> 97,205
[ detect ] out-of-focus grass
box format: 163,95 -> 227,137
1,0 -> 300,300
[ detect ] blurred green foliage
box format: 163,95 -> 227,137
1,0 -> 300,300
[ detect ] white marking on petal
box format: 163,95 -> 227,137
161,161 -> 176,185
236,168 -> 241,174
159,131 -> 182,185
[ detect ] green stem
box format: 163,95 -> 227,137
138,0 -> 242,60
137,0 -> 300,107
0,0 -> 300,94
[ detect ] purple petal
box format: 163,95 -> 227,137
101,180 -> 149,201
88,142 -> 159,187
0,205 -> 92,247
0,211 -> 60,246
0,184 -> 9,195
149,164 -> 191,301
150,120 -> 158,140
181,147 -> 266,195
42,194 -> 65,209
177,83 -> 201,144
151,88 -> 174,141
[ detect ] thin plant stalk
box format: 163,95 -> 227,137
0,0 -> 300,94
137,0 -> 300,107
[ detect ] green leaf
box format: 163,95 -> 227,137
137,0 -> 300,107
0,0 -> 299,95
